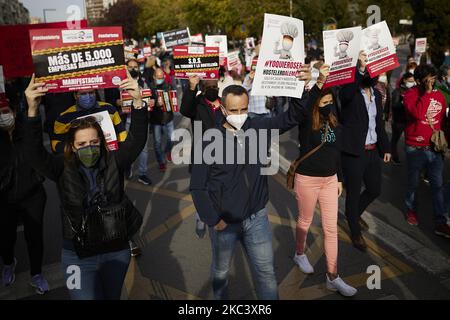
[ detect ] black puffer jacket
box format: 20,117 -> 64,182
0,114 -> 45,202
24,107 -> 148,255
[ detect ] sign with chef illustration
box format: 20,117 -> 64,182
252,13 -> 305,98
323,26 -> 362,88
361,21 -> 400,77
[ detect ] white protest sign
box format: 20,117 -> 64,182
415,38 -> 427,54
323,26 -> 362,88
252,13 -> 305,98
205,35 -> 228,66
361,21 -> 400,77
77,110 -> 118,151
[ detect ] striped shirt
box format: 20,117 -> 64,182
242,74 -> 270,115
51,101 -> 127,153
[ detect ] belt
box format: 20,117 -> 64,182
365,144 -> 377,151
407,145 -> 431,150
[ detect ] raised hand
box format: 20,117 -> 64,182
25,74 -> 48,117
189,75 -> 200,91
120,70 -> 142,107
316,64 -> 330,89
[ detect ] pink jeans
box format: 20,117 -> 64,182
295,173 -> 339,274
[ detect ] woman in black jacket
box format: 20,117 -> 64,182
0,107 -> 48,294
292,64 -> 357,297
24,72 -> 147,300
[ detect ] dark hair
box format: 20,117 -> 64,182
414,64 -> 437,82
312,88 -> 338,131
402,72 -> 414,82
439,64 -> 449,80
222,85 -> 249,106
126,59 -> 139,66
64,119 -> 107,162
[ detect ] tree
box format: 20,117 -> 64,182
96,0 -> 140,39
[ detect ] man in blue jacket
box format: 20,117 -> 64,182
190,65 -> 321,300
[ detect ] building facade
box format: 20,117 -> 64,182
0,0 -> 30,25
86,0 -> 105,22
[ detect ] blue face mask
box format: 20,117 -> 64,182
156,79 -> 165,86
78,93 -> 96,110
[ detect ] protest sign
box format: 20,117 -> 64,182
415,38 -> 427,54
245,37 -> 256,49
143,45 -> 152,57
124,45 -> 138,60
205,35 -> 228,66
156,90 -> 179,112
161,28 -> 191,51
173,46 -> 219,79
0,20 -> 88,79
361,21 -> 400,77
29,26 -> 127,93
252,14 -> 305,98
323,26 -> 362,88
77,110 -> 118,151
120,89 -> 153,113
190,33 -> 204,43
227,51 -> 242,70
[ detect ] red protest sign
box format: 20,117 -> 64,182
29,27 -> 127,93
0,20 -> 88,79
173,46 -> 219,79
120,89 -> 153,113
156,90 -> 179,112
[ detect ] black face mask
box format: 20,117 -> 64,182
129,69 -> 140,79
361,73 -> 378,88
204,88 -> 219,102
319,104 -> 332,117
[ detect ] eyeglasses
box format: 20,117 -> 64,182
69,116 -> 97,129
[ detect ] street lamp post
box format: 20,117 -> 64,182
43,8 -> 56,23
290,0 -> 293,17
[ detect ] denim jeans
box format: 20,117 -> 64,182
126,116 -> 150,176
208,208 -> 278,300
61,248 -> 131,300
405,146 -> 447,226
152,121 -> 174,165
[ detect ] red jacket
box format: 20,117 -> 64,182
403,86 -> 446,147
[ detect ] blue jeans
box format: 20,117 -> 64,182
209,208 -> 278,300
405,146 -> 447,225
153,121 -> 174,165
126,117 -> 150,176
61,248 -> 131,300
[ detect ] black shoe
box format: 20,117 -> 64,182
138,175 -> 152,185
195,220 -> 206,239
351,235 -> 367,252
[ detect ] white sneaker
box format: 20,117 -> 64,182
293,253 -> 314,274
326,274 -> 357,297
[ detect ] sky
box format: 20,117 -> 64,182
20,0 -> 86,22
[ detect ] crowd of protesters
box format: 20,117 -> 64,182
0,30 -> 449,301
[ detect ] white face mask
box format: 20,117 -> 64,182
405,81 -> 415,88
0,112 -> 14,129
379,75 -> 387,83
226,114 -> 248,131
408,69 -> 415,74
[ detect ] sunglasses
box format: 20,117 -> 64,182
69,116 -> 97,129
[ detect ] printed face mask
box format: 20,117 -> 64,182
282,38 -> 293,50
76,145 -> 101,168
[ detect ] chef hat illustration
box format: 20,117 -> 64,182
364,27 -> 381,40
336,30 -> 354,45
280,22 -> 299,39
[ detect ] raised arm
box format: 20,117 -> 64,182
180,75 -> 200,119
24,74 -> 64,181
116,71 -> 148,169
339,50 -> 366,107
